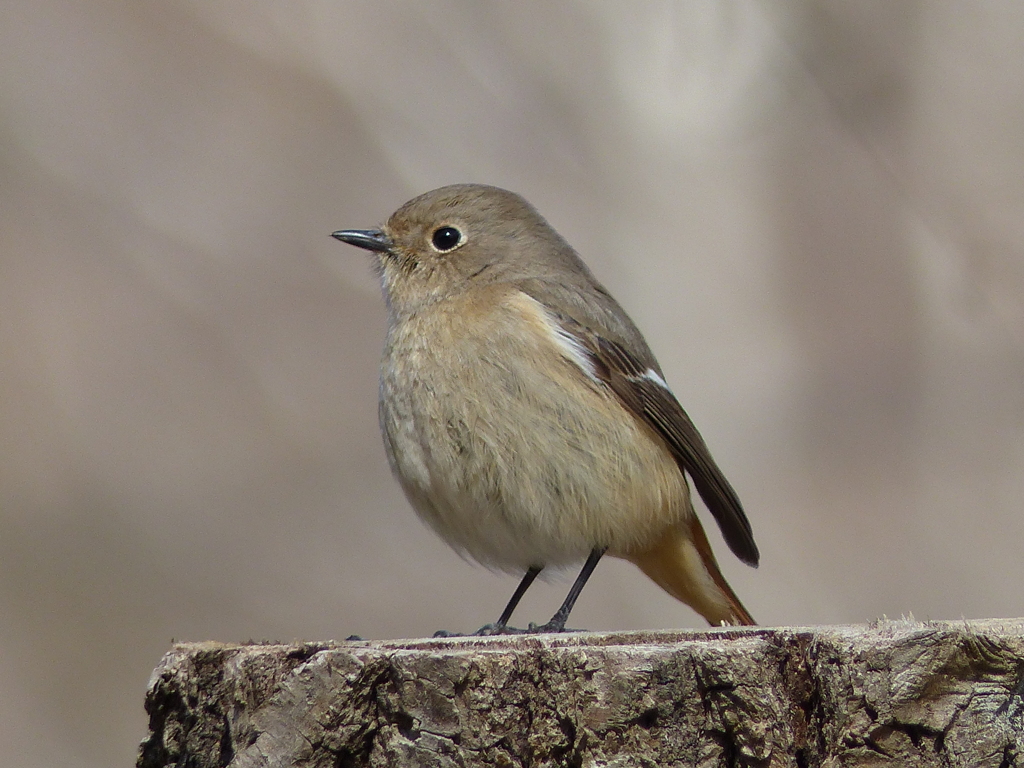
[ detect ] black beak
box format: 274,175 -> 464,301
331,229 -> 392,253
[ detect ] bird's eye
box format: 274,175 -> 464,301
431,226 -> 463,252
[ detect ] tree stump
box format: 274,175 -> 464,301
137,619 -> 1024,767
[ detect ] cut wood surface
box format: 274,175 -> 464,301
137,619 -> 1024,767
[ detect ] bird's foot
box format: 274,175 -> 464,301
526,620 -> 586,634
473,623 -> 530,636
432,623 -> 535,637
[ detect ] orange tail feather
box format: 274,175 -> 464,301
626,515 -> 755,626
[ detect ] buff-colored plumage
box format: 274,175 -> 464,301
335,184 -> 757,628
380,287 -> 689,567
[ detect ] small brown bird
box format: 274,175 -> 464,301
333,184 -> 758,632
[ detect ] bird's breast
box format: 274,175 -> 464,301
378,287 -> 690,571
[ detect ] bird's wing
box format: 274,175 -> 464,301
541,307 -> 759,567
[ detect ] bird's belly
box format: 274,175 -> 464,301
378,306 -> 691,572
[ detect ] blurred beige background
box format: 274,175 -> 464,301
2,1 -> 1024,765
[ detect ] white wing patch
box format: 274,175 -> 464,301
510,292 -> 601,383
641,368 -> 671,391
549,323 -> 601,383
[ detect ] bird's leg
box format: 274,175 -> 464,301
473,565 -> 543,635
531,548 -> 606,633
496,565 -> 543,627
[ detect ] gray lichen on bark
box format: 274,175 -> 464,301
138,619 -> 1024,767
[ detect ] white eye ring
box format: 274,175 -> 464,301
430,225 -> 465,253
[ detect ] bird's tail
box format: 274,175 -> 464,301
625,514 -> 755,626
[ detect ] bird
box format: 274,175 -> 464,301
332,184 -> 758,633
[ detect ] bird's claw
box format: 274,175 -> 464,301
432,623 -> 534,637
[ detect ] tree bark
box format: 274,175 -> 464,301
137,619 -> 1024,767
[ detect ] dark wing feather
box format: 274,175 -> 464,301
555,315 -> 759,567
